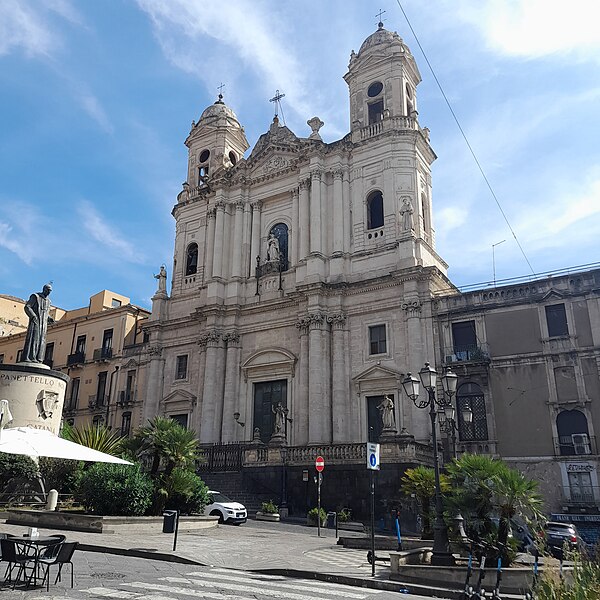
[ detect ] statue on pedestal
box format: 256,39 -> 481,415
400,197 -> 414,231
154,265 -> 167,293
267,233 -> 280,262
377,395 -> 396,431
272,402 -> 288,434
21,284 -> 53,364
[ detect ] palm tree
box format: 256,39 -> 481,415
61,422 -> 124,456
491,464 -> 543,563
401,466 -> 450,540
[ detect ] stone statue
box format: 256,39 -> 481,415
400,197 -> 414,231
272,402 -> 288,434
0,399 -> 13,429
377,395 -> 395,430
21,284 -> 53,363
267,233 -> 280,262
154,265 -> 167,293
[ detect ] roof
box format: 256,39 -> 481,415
197,95 -> 243,130
358,24 -> 405,56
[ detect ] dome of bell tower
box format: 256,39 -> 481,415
357,23 -> 406,56
197,94 -> 243,130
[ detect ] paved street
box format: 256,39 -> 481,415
3,552 -> 436,600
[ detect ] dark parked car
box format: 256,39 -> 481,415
545,522 -> 586,558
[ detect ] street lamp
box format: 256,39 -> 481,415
402,363 -> 457,566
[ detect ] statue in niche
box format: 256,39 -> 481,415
154,265 -> 167,293
400,197 -> 414,231
267,233 -> 280,262
377,395 -> 396,430
21,283 -> 53,363
272,402 -> 288,434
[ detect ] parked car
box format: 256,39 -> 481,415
544,522 -> 586,558
204,490 -> 247,525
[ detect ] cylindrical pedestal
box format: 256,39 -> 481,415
0,364 -> 70,434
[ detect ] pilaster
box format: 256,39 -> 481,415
221,331 -> 241,442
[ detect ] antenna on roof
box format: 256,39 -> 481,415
269,89 -> 287,126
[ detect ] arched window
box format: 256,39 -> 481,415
185,243 -> 198,276
367,191 -> 384,229
421,192 -> 429,232
456,382 -> 488,442
269,223 -> 289,270
556,410 -> 591,455
406,83 -> 414,115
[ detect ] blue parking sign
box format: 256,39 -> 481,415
366,442 -> 380,470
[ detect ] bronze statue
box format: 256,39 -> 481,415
21,284 -> 53,363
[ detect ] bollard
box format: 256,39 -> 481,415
46,489 -> 58,511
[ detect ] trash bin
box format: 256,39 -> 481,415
326,511 -> 337,528
163,510 -> 177,533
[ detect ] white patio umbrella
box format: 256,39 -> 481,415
0,426 -> 132,464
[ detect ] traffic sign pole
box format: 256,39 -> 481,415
370,469 -> 375,577
315,456 -> 324,538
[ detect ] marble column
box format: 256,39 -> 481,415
250,201 -> 262,272
308,312 -> 326,443
328,313 -> 348,442
309,171 -> 322,254
242,200 -> 252,277
142,346 -> 164,423
222,205 -> 232,279
295,317 -> 310,446
205,208 -> 216,280
403,299 -> 424,437
343,173 -> 351,252
332,170 -> 344,254
291,188 -> 299,267
299,178 -> 310,260
232,202 -> 244,278
212,202 -> 225,279
221,331 -> 241,442
199,330 -> 223,443
193,340 -> 208,435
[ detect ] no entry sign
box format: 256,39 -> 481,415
315,456 -> 325,472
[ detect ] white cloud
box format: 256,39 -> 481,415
79,93 -> 114,134
0,0 -> 58,57
78,201 -> 144,264
456,0 -> 600,61
0,222 -> 34,264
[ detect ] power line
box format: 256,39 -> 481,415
395,1 -> 536,276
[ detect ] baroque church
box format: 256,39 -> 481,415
136,22 -> 600,524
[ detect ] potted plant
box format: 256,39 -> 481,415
255,499 -> 280,522
307,507 -> 326,527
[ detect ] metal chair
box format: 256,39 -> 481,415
1,538 -> 33,589
40,535 -> 66,560
37,541 -> 78,591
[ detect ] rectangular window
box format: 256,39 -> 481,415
44,342 -> 54,367
368,100 -> 384,124
170,414 -> 188,428
96,371 -> 108,406
102,329 -> 113,351
111,298 -> 122,308
16,350 -> 23,362
121,412 -> 132,437
68,378 -> 80,411
457,394 -> 489,441
76,335 -> 87,354
253,379 -> 287,444
546,304 -> 569,337
125,370 -> 136,402
175,355 -> 188,380
0,354 -> 4,364
369,324 -> 387,355
143,331 -> 150,343
568,472 -> 594,503
452,321 -> 477,360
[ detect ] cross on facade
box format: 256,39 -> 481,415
269,89 -> 286,117
376,8 -> 386,27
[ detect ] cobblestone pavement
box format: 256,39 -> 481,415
1,552 -> 436,600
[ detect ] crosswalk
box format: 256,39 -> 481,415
303,547 -> 374,571
27,568 -> 387,600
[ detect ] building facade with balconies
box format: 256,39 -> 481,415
0,289 -> 149,436
433,268 -> 600,529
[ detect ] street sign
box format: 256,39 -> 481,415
367,442 -> 380,471
315,456 -> 325,472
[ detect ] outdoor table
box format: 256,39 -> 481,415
6,535 -> 63,587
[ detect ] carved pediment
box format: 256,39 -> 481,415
242,348 -> 297,381
353,364 -> 404,394
542,288 -> 565,301
353,364 -> 403,383
162,389 -> 197,405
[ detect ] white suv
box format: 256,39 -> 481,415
205,490 -> 247,525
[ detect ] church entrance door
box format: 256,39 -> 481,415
253,379 -> 287,444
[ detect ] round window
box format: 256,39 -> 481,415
367,81 -> 383,97
199,149 -> 210,163
228,151 -> 237,166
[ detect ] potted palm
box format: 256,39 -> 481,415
255,499 -> 280,522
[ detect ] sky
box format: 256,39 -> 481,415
1,0 -> 599,310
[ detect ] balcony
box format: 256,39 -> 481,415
256,258 -> 288,278
353,115 -> 420,143
444,344 -> 491,365
118,390 -> 135,406
562,485 -> 600,507
554,434 -> 597,456
67,351 -> 85,367
88,394 -> 106,409
93,347 -> 113,362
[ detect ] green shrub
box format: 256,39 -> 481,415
39,458 -> 83,496
337,508 -> 352,523
164,469 -> 210,515
0,453 -> 39,487
261,499 -> 279,514
537,551 -> 600,599
77,462 -> 152,516
307,507 -> 326,526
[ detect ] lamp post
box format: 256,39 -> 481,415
439,402 -> 474,459
402,363 -> 457,566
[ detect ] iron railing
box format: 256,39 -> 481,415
67,351 -> 85,366
554,435 -> 597,456
443,344 -> 491,364
93,347 -> 113,361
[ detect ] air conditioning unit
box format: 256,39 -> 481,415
572,433 -> 591,455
